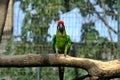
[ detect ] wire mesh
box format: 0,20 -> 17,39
0,0 -> 118,80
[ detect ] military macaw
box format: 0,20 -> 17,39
52,20 -> 71,80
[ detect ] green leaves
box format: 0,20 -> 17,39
77,21 -> 111,59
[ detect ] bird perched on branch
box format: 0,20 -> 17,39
52,20 -> 71,80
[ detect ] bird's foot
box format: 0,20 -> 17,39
64,54 -> 67,57
55,53 -> 59,57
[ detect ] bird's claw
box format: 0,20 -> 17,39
55,52 -> 58,57
64,54 -> 67,57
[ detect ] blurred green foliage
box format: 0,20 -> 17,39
77,21 -> 116,60
3,0 -> 117,80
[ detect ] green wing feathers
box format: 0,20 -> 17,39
65,35 -> 71,54
52,35 -> 56,50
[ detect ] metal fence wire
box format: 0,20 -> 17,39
0,0 -> 118,80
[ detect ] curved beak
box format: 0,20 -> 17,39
58,24 -> 64,33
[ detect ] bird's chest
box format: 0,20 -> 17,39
55,36 -> 67,48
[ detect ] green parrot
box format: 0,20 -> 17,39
52,21 -> 72,80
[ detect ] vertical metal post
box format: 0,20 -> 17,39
37,67 -> 40,80
118,0 -> 120,58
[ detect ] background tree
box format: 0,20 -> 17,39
1,0 -> 118,80
0,0 -> 10,43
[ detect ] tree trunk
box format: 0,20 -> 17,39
3,0 -> 13,38
0,54 -> 120,80
0,0 -> 10,42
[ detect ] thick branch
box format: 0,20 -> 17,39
0,54 -> 120,79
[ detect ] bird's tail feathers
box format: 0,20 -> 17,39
59,67 -> 64,80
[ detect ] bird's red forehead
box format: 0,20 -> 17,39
58,21 -> 64,25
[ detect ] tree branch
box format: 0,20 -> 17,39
0,54 -> 120,79
79,5 -> 117,35
98,0 -> 117,56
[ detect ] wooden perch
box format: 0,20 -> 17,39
0,54 -> 120,80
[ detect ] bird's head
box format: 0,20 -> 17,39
57,21 -> 65,33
